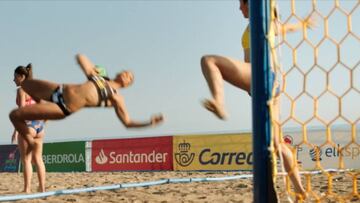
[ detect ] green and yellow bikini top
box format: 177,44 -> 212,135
241,24 -> 276,50
242,24 -> 250,50
89,75 -> 116,107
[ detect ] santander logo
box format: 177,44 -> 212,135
95,149 -> 108,165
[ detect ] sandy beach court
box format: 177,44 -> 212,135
0,171 -> 358,203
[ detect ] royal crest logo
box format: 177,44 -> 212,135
174,140 -> 195,167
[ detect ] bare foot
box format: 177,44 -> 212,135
294,191 -> 307,203
22,189 -> 31,194
202,99 -> 227,120
38,187 -> 45,193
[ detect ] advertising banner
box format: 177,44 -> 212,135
42,141 -> 86,172
0,145 -> 20,172
283,129 -> 360,170
92,136 -> 172,171
173,133 -> 252,171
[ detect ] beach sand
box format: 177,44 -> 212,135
0,171 -> 358,203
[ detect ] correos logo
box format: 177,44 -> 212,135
95,149 -> 108,165
174,141 -> 195,166
174,140 -> 252,166
199,149 -> 252,165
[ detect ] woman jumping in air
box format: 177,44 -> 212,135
201,0 -> 315,201
10,54 -> 164,149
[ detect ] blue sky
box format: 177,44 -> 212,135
0,1 -> 358,144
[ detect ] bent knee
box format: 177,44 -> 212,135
201,55 -> 220,73
21,155 -> 32,163
9,109 -> 21,122
201,55 -> 216,66
32,156 -> 43,164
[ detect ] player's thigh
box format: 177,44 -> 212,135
215,56 -> 251,90
18,131 -> 35,158
15,103 -> 66,121
33,134 -> 44,157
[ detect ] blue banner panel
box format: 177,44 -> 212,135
0,145 -> 20,172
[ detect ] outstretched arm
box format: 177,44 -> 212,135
76,54 -> 98,78
110,94 -> 163,128
279,16 -> 317,35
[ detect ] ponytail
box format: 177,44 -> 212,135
25,63 -> 33,79
14,63 -> 33,80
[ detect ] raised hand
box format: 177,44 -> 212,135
150,114 -> 164,126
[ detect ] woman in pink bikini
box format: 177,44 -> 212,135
12,64 -> 46,193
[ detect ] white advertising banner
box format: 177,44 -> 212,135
282,128 -> 360,170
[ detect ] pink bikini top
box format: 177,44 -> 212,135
16,89 -> 35,107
